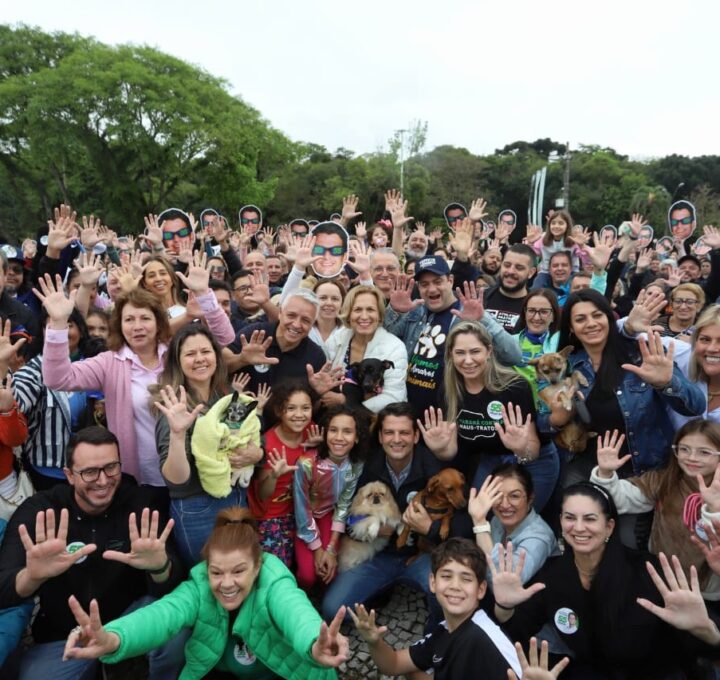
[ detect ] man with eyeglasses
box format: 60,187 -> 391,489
0,427 -> 185,679
370,249 -> 401,301
229,269 -> 275,331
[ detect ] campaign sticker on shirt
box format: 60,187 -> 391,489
66,541 -> 89,565
253,364 -> 270,374
487,401 -> 505,421
554,607 -> 579,634
233,641 -> 257,665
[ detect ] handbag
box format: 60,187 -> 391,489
0,461 -> 34,522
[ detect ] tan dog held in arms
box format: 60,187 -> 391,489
338,481 -> 402,572
396,468 -> 467,550
530,345 -> 590,453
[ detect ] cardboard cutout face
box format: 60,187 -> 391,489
656,237 -> 674,255
668,200 -> 697,242
310,222 -> 349,279
444,203 -> 467,228
600,225 -> 617,247
158,208 -> 195,254
638,225 -> 655,248
498,210 -> 518,234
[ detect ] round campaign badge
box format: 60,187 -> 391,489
234,641 -> 256,665
554,607 -> 579,634
66,541 -> 89,565
253,364 -> 270,374
406,490 -> 418,505
487,401 -> 504,421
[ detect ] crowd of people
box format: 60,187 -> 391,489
0,193 -> 718,678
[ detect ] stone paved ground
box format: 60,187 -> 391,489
336,585 -> 428,680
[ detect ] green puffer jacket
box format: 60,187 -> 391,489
101,553 -> 337,679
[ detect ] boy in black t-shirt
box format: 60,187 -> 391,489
349,538 -> 521,679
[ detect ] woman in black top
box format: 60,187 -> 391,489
492,482 -> 720,679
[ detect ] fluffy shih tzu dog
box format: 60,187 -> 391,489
338,481 -> 402,572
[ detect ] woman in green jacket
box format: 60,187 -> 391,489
62,507 -> 349,679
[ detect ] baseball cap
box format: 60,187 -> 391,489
414,256 -> 450,279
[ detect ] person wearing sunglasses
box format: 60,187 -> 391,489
157,208 -> 195,257
668,200 -> 697,243
238,204 -> 263,236
310,222 -> 349,279
443,202 -> 467,229
0,426 -> 186,680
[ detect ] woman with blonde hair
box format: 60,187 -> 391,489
420,321 -> 558,510
63,506 -> 349,679
656,282 -> 705,339
323,285 -> 407,413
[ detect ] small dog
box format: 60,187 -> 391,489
530,346 -> 590,453
397,468 -> 467,549
343,358 -> 394,406
338,481 -> 402,572
222,392 -> 259,487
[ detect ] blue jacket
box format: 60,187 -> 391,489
537,346 -> 706,475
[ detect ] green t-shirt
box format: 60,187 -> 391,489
214,635 -> 278,679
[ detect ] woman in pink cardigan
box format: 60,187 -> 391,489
35,260 -> 235,495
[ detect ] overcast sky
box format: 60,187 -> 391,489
3,0 -> 718,159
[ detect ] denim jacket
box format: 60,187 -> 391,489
537,346 -> 706,475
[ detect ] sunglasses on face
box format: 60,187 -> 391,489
241,217 -> 260,225
500,218 -> 516,226
312,245 -> 344,257
291,229 -> 308,237
162,226 -> 192,240
447,214 -> 466,224
670,216 -> 694,227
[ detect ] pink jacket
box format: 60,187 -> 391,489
42,292 -> 235,481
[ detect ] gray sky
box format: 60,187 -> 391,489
3,0 -> 718,158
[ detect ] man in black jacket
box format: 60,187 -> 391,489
0,427 -> 185,679
321,403 -> 471,627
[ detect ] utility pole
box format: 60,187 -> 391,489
397,128 -> 407,196
562,142 -> 571,210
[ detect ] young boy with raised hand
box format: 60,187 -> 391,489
350,538 -> 522,679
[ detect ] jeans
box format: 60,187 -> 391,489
471,443 -> 559,513
171,488 -> 247,569
321,551 -> 441,629
5,596 -> 189,680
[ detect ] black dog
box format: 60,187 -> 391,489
343,359 -> 394,407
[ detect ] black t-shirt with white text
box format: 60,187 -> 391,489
483,285 -> 526,333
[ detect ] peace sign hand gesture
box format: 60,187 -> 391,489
311,606 -> 350,667
494,402 -> 534,458
621,332 -> 674,389
596,429 -> 630,479
102,508 -> 174,573
698,465 -> 720,513
63,597 -> 120,661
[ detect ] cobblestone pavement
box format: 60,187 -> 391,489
336,584 -> 428,680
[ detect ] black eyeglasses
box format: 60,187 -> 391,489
73,461 -> 121,482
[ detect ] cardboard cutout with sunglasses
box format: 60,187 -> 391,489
497,209 -> 518,234
238,204 -> 263,235
668,200 -> 697,242
310,221 -> 349,279
157,207 -> 195,254
443,202 -> 467,228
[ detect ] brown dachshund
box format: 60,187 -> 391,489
397,468 -> 467,548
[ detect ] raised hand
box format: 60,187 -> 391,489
468,198 -> 488,223
244,273 -> 270,307
637,553 -> 718,639
267,446 -> 299,478
452,280 -> 485,322
385,190 -> 413,230
19,509 -> 97,584
583,231 -> 613,271
294,234 -> 320,271
237,330 -> 280,367
494,402 -> 534,457
303,424 -> 324,449
624,287 -> 667,335
469,476 -> 503,523
347,239 -> 371,277
176,251 -> 210,295
635,246 -> 654,271
349,604 -> 387,645
311,606 -> 349,667
46,214 -> 77,255
507,638 -> 570,680
213,216 -> 230,247
569,227 -> 591,247
389,274 -> 423,313
690,517 -> 720,576
341,194 -> 362,225
596,429 -> 630,478
702,225 -> 720,252
63,597 -> 120,661
429,226 -> 444,243
489,541 -> 546,610
153,385 -> 204,434
698,465 -> 720,513
103,508 -> 173,572
307,362 -> 344,395
447,218 -> 474,259
0,319 -> 26,369
142,214 -> 163,248
354,221 -> 367,241
74,251 -> 104,287
526,224 -> 543,244
231,372 -> 251,394
33,273 -> 76,327
621,332 -> 674,389
417,407 -> 457,457
628,213 -> 648,239
254,383 -> 272,413
80,215 -> 103,250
